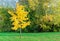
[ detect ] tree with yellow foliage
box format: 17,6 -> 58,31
8,2 -> 30,30
8,2 -> 30,38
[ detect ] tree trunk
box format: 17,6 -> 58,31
20,28 -> 22,39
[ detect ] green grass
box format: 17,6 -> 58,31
21,32 -> 60,41
0,33 -> 20,41
0,32 -> 60,41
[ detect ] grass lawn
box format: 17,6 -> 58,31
21,32 -> 60,41
0,33 -> 20,41
0,32 -> 60,41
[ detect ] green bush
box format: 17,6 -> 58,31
0,7 -> 12,32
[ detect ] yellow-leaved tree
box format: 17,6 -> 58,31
8,3 -> 30,30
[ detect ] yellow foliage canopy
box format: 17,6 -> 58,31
8,3 -> 30,30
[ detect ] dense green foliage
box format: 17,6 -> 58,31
0,7 -> 12,32
0,0 -> 60,32
19,0 -> 60,32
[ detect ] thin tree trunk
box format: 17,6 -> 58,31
20,28 -> 22,39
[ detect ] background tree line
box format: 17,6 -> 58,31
0,0 -> 60,33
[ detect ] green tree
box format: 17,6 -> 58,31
19,0 -> 60,32
0,7 -> 12,32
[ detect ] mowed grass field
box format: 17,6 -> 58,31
0,33 -> 20,41
0,32 -> 60,41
